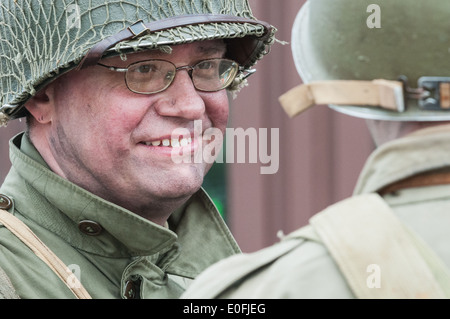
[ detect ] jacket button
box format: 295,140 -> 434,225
0,194 -> 12,210
124,280 -> 138,299
78,220 -> 103,236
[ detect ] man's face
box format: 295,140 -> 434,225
43,40 -> 229,219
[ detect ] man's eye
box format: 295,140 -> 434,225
197,61 -> 215,70
136,64 -> 156,73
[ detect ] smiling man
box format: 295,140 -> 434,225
28,41 -> 231,225
0,1 -> 275,299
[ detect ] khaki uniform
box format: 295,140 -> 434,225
182,124 -> 450,298
0,132 -> 240,299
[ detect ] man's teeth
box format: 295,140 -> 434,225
144,137 -> 192,147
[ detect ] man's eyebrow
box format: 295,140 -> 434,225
197,43 -> 227,56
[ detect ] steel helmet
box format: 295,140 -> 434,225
0,0 -> 276,126
280,0 -> 450,121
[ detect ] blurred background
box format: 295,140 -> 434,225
0,0 -> 375,252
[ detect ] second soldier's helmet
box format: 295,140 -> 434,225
280,0 -> 450,122
0,0 -> 276,126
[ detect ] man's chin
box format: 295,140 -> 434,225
155,180 -> 204,201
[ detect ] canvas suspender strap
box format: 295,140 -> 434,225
0,209 -> 92,299
309,193 -> 450,299
278,80 -> 405,118
0,266 -> 19,299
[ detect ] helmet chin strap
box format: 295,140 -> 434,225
278,79 -> 405,118
279,77 -> 450,119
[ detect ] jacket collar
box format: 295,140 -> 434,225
354,124 -> 450,195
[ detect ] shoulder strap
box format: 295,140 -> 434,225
0,266 -> 19,299
309,193 -> 450,299
0,209 -> 91,299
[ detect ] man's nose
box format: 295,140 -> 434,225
153,70 -> 206,120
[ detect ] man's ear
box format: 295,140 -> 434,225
24,86 -> 54,124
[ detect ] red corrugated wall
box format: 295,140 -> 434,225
227,0 -> 375,252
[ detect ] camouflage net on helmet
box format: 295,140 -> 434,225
0,0 -> 275,126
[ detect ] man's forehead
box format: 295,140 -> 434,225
195,40 -> 227,54
155,40 -> 226,57
103,40 -> 226,63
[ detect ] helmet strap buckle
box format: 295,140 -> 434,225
418,77 -> 450,110
401,75 -> 450,110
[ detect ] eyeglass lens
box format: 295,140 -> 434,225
125,59 -> 238,94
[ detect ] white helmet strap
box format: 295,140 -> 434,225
279,79 -> 404,118
279,77 -> 450,119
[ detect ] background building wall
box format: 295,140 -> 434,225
0,0 -> 375,253
0,120 -> 25,178
227,0 -> 375,252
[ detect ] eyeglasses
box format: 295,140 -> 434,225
97,58 -> 240,94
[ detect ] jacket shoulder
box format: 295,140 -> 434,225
182,225 -> 353,298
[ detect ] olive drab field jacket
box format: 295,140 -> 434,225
0,132 -> 240,299
182,124 -> 450,299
